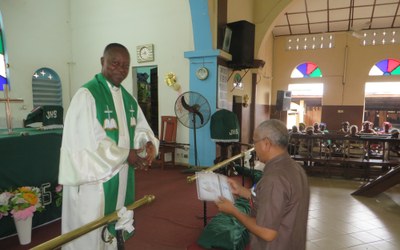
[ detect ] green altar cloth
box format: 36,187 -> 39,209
0,128 -> 62,239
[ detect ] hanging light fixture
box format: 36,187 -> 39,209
233,73 -> 243,89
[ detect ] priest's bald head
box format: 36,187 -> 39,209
101,43 -> 130,87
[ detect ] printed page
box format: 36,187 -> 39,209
217,174 -> 234,202
195,172 -> 233,202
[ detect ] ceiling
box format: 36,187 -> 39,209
272,0 -> 400,37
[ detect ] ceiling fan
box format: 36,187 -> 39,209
350,21 -> 371,39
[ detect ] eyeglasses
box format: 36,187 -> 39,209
251,137 -> 268,147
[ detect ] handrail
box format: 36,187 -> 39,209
186,147 -> 255,183
30,195 -> 156,250
289,133 -> 395,141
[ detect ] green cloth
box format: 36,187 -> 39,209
235,166 -> 263,184
197,197 -> 251,250
0,131 -> 62,238
0,127 -> 62,138
197,168 -> 264,250
210,109 -> 240,142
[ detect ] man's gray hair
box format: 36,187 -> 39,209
257,119 -> 289,148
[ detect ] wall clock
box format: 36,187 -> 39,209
136,44 -> 154,63
196,66 -> 209,80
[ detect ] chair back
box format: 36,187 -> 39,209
160,116 -> 177,143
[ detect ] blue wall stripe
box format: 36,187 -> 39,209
186,0 -> 218,166
188,0 -> 212,51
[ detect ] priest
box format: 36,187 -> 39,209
58,43 -> 159,249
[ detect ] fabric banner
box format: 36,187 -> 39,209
0,129 -> 62,238
210,109 -> 240,142
0,26 -> 8,90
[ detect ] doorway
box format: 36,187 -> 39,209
287,83 -> 323,129
132,66 -> 159,136
364,81 -> 400,130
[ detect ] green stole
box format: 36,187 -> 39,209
84,73 -> 137,238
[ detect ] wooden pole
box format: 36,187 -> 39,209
186,147 -> 255,183
0,84 -> 23,134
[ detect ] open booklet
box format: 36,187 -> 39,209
195,172 -> 234,203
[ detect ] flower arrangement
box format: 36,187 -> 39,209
55,184 -> 63,207
0,191 -> 13,219
9,186 -> 44,220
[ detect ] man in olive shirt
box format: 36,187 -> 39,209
216,119 -> 310,249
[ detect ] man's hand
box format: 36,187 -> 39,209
228,178 -> 252,199
227,179 -> 241,196
215,197 -> 237,215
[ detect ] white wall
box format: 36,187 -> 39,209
0,0 -> 193,147
0,0 -> 71,128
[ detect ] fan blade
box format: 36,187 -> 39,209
181,95 -> 195,113
194,110 -> 204,124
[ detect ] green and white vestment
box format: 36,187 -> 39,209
59,74 -> 159,250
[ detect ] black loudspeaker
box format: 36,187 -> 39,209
227,20 -> 255,69
276,90 -> 292,111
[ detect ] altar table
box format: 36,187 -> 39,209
0,128 -> 62,238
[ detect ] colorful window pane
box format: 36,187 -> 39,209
0,20 -> 8,91
369,58 -> 400,76
291,62 -> 322,78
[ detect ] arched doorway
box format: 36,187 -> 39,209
364,59 -> 400,131
287,62 -> 324,129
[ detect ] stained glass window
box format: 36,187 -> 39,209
369,58 -> 400,76
291,62 -> 322,78
0,13 -> 8,91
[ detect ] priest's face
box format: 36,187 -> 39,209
101,47 -> 130,87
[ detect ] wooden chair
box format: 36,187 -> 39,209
153,116 -> 178,169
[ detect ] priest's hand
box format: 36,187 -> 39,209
127,149 -> 149,170
144,142 -> 156,165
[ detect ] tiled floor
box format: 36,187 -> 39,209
306,177 -> 400,250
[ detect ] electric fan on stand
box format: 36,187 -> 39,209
174,91 -> 211,167
174,91 -> 211,227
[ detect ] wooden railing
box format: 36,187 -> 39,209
31,195 -> 155,250
288,133 -> 400,179
289,133 -> 400,163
